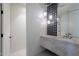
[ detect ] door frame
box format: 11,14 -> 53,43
0,3 -> 2,56
2,3 -> 10,56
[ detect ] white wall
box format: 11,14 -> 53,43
10,4 -> 26,53
26,3 -> 47,56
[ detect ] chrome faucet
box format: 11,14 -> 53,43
63,33 -> 72,39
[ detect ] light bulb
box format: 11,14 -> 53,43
49,15 -> 52,20
47,20 -> 51,24
57,18 -> 60,22
43,12 -> 47,17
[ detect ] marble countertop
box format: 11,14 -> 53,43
40,35 -> 79,45
40,35 -> 79,56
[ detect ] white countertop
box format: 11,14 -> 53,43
40,35 -> 79,45
40,35 -> 79,56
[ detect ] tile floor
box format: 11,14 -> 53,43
10,48 -> 26,56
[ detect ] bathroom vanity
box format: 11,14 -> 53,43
40,3 -> 79,56
40,35 -> 79,56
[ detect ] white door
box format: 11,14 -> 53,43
2,3 -> 26,56
10,4 -> 26,55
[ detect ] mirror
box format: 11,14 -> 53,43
57,3 -> 79,37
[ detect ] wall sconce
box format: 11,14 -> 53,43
38,11 -> 47,19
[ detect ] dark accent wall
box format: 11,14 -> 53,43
47,3 -> 57,36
